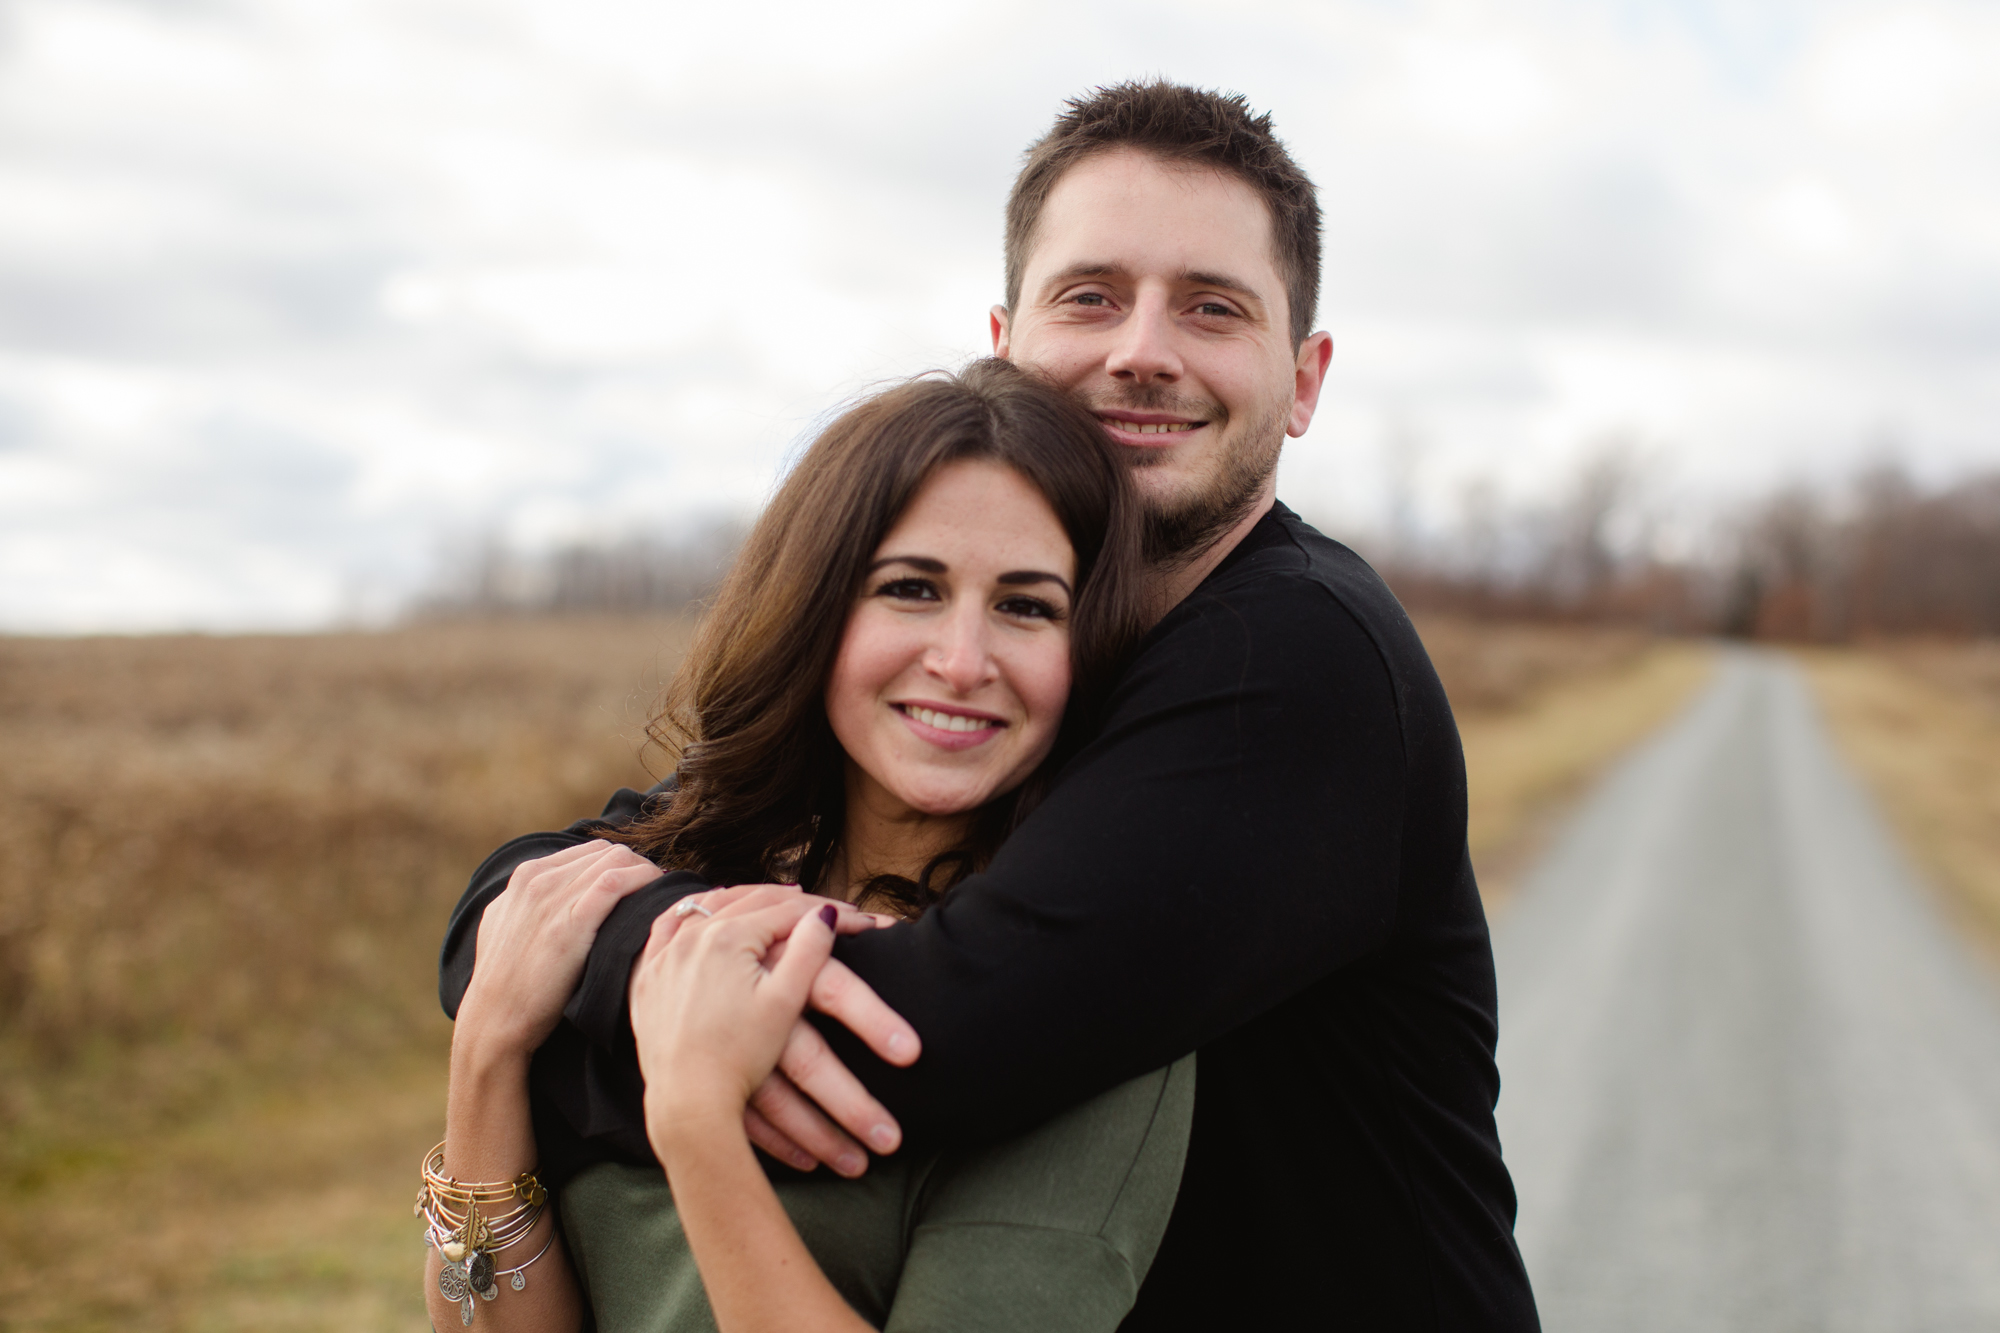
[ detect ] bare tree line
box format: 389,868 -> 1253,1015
412,517 -> 751,618
409,463 -> 1998,642
1375,458 -> 2000,641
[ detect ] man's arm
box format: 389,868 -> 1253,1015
813,577 -> 1420,1141
553,568 -> 1440,1147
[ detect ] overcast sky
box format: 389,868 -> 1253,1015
2,0 -> 1996,631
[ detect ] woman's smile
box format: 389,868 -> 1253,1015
893,701 -> 1008,749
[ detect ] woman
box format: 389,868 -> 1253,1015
425,359 -> 1191,1332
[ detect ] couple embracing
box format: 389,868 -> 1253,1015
423,82 -> 1541,1332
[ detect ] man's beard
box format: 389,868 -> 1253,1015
1098,386 -> 1288,568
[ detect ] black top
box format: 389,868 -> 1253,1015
440,504 -> 1538,1331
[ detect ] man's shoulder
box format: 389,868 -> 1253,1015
1179,504 -> 1429,667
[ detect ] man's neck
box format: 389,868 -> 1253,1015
1143,488 -> 1276,623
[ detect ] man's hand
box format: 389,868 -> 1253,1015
634,884 -> 921,1177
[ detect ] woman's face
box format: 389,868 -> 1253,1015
826,459 -> 1077,821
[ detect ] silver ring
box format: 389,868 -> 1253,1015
672,897 -> 713,919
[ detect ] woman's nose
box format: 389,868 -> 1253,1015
923,607 -> 996,693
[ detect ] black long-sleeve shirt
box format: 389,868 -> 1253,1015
440,504 -> 1538,1330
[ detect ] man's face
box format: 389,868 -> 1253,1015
993,148 -> 1332,561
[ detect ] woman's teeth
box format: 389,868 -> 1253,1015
904,706 -> 996,733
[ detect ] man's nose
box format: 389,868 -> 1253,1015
924,605 -> 996,694
1104,292 -> 1182,386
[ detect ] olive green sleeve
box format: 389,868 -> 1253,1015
883,1054 -> 1194,1333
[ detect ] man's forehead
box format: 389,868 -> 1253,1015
1025,149 -> 1282,293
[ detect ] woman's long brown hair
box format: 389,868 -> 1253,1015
611,359 -> 1147,909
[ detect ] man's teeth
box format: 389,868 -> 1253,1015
1120,421 -> 1197,435
906,706 -> 995,733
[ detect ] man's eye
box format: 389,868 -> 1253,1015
876,578 -> 939,602
1194,301 -> 1235,317
997,595 -> 1065,621
1071,292 -> 1109,307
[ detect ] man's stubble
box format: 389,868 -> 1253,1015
1105,384 -> 1291,569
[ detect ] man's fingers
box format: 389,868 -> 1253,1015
743,1104 -> 819,1173
779,1016 -> 902,1156
749,1070 -> 870,1178
809,958 -> 920,1067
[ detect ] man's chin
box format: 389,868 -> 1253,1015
1116,442 -> 1176,471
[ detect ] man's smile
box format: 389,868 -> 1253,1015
1093,410 -> 1208,446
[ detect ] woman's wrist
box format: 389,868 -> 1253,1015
450,1013 -> 536,1086
644,1086 -> 747,1167
453,975 -> 555,1063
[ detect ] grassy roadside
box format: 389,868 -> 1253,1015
1429,627 -> 1715,903
1800,644 -> 2000,959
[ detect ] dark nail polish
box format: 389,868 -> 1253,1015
819,904 -> 838,928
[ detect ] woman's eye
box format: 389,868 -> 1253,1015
997,595 -> 1065,621
875,578 -> 939,602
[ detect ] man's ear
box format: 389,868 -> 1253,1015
1287,331 -> 1335,439
990,305 -> 1012,358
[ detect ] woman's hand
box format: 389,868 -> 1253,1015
456,839 -> 662,1059
632,896 -> 883,1333
431,842 -> 653,1333
631,892 -> 844,1158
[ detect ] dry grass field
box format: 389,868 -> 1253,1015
0,615 -> 1708,1331
1802,641 -> 2000,960
1,618 -> 691,1331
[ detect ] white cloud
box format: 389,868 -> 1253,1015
1805,10 -> 1977,132
1,0 -> 1997,629
1400,37 -> 1561,145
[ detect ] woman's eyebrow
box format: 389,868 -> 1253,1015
868,555 -> 947,574
998,570 -> 1072,594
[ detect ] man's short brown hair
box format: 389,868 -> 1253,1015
1004,81 -> 1322,348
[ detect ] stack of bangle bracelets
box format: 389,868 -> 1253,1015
416,1141 -> 554,1325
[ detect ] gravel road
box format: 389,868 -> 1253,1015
1494,651 -> 2000,1330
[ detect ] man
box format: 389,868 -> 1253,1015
444,82 -> 1539,1328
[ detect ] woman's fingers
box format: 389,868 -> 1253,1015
748,1069 -> 870,1178
766,905 -> 839,1006
634,899 -> 904,1168
515,839 -> 621,897
702,885 -> 880,934
649,883 -> 797,949
570,857 -> 663,932
513,839 -> 610,882
808,960 -> 921,1068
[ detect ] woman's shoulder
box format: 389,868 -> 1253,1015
563,1151 -> 942,1331
919,1054 -> 1195,1258
883,1057 -> 1194,1332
